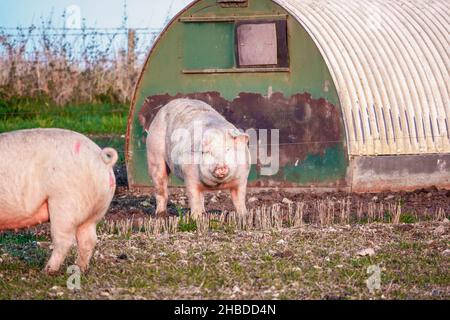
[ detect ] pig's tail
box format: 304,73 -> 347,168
101,148 -> 119,167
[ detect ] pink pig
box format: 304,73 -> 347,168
0,129 -> 118,274
146,99 -> 251,219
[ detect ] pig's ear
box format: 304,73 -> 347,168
230,129 -> 249,144
202,134 -> 213,147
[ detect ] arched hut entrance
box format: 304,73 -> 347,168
126,0 -> 450,192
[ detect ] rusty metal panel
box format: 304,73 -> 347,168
138,91 -> 348,188
275,0 -> 450,155
237,23 -> 278,66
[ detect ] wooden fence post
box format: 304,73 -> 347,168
127,28 -> 136,68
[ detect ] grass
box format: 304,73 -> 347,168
399,213 -> 418,224
0,231 -> 46,245
0,221 -> 448,299
178,216 -> 198,233
0,100 -> 128,163
0,100 -> 128,135
0,231 -> 48,268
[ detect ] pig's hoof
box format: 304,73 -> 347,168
75,262 -> 89,274
155,211 -> 168,219
189,213 -> 202,221
77,266 -> 89,274
43,266 -> 60,276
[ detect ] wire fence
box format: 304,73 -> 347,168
0,25 -> 161,105
0,26 -> 160,60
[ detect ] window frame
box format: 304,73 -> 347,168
180,15 -> 290,74
235,19 -> 289,69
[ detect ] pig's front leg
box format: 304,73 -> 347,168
230,182 -> 248,216
200,192 -> 206,213
149,159 -> 169,218
186,185 -> 205,220
182,165 -> 205,219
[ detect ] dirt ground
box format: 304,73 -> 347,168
111,165 -> 449,223
0,165 -> 448,300
0,221 -> 448,299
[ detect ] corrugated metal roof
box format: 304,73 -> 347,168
275,0 -> 450,155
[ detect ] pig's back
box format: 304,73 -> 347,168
148,99 -> 240,179
0,128 -> 102,164
0,129 -> 112,214
156,99 -> 232,134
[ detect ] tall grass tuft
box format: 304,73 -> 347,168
0,17 -> 150,106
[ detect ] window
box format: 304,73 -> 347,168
236,20 -> 289,68
181,16 -> 289,73
237,23 -> 278,66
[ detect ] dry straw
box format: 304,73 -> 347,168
0,20 -> 150,105
98,201 -> 446,237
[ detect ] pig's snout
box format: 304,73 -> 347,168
213,165 -> 229,179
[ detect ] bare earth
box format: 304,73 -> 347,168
0,165 -> 448,300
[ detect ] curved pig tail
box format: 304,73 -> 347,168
100,148 -> 119,167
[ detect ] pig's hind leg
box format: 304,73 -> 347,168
75,221 -> 98,272
44,198 -> 78,274
149,159 -> 170,218
75,203 -> 109,272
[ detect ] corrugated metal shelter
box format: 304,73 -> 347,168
126,0 -> 450,192
277,0 -> 450,156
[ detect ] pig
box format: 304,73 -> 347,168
146,98 -> 251,219
0,128 -> 118,274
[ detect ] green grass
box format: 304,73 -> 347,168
0,231 -> 46,245
0,100 -> 128,163
178,216 -> 198,232
0,100 -> 128,135
400,213 -> 418,224
0,231 -> 48,268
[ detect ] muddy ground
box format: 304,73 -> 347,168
0,221 -> 448,299
0,165 -> 448,300
112,165 -> 449,223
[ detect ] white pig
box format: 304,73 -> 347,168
146,99 -> 250,219
0,128 -> 118,274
